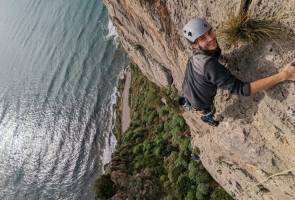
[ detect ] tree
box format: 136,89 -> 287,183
176,175 -> 192,197
94,174 -> 116,199
210,187 -> 233,200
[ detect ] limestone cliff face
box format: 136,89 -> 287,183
103,0 -> 295,199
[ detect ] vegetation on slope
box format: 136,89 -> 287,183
94,64 -> 233,200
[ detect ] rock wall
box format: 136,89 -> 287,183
103,0 -> 295,199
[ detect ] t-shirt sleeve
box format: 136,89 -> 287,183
204,58 -> 251,96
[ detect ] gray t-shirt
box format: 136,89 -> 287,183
182,49 -> 251,110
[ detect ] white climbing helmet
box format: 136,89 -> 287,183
182,18 -> 212,43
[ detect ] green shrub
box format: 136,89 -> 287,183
175,154 -> 188,169
153,146 -> 162,157
195,170 -> 212,184
134,154 -> 144,162
171,126 -> 183,136
130,119 -> 141,128
163,180 -> 172,192
195,191 -> 206,200
165,151 -> 178,164
176,175 -> 192,197
154,136 -> 164,145
156,122 -> 164,132
94,174 -> 116,199
185,190 -> 196,200
179,138 -> 191,152
210,187 -> 233,200
170,115 -> 186,131
164,86 -> 178,103
161,144 -> 174,157
159,105 -> 170,117
162,132 -> 171,141
133,144 -> 143,155
160,175 -> 167,183
171,133 -> 183,147
143,140 -> 153,152
123,128 -> 146,143
188,162 -> 198,180
151,166 -> 165,177
118,148 -> 131,159
168,164 -> 186,182
163,121 -> 170,132
164,115 -> 186,133
134,161 -> 144,170
135,137 -> 144,143
132,112 -> 140,120
197,183 -> 210,195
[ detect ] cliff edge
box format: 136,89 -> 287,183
103,0 -> 295,199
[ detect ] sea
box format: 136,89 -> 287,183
0,0 -> 128,199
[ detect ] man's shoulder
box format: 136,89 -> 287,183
191,53 -> 218,65
190,54 -> 218,75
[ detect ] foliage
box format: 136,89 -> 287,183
176,175 -> 192,196
95,64 -> 232,199
188,162 -> 199,180
185,190 -> 196,200
197,183 -> 210,195
219,13 -> 285,48
94,174 -> 116,199
195,169 -> 212,184
210,187 -> 233,200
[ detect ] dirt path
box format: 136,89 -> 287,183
121,68 -> 131,133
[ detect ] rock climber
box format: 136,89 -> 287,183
179,17 -> 295,126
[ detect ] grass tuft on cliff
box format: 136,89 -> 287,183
218,13 -> 284,48
94,64 -> 233,200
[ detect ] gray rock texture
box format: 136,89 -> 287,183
103,0 -> 295,199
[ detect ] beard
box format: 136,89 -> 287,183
199,44 -> 221,58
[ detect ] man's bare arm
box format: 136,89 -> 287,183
250,62 -> 295,95
250,72 -> 286,94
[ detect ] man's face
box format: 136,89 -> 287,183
193,29 -> 218,50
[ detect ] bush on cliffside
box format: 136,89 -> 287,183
218,11 -> 290,48
94,174 -> 116,199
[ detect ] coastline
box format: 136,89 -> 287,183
101,65 -> 129,173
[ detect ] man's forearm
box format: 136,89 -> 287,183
250,72 -> 286,95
